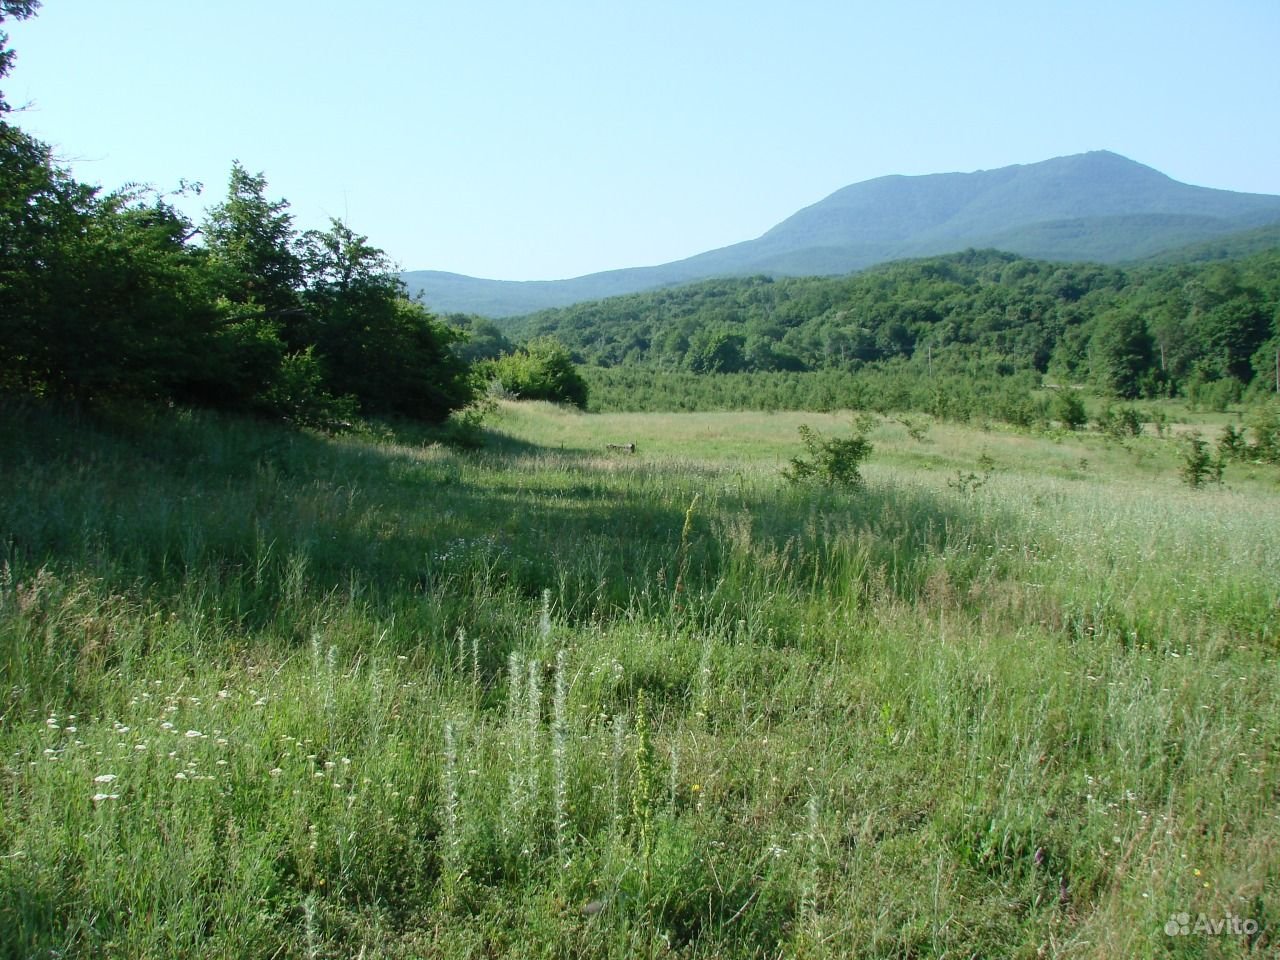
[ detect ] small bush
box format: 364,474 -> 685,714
1246,403 -> 1280,463
1217,423 -> 1248,461
1097,404 -> 1144,439
259,347 -> 357,430
896,415 -> 930,442
487,338 -> 588,408
783,420 -> 873,489
1179,433 -> 1224,488
1051,390 -> 1088,431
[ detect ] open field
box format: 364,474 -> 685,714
1,400 -> 1277,958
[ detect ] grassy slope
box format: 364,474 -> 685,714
1,400 -> 1277,958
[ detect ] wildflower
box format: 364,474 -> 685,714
91,793 -> 119,803
184,730 -> 203,738
691,784 -> 702,793
93,774 -> 117,784
269,768 -> 284,777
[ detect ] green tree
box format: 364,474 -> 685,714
0,123 -> 95,395
490,338 -> 588,408
446,315 -> 514,363
685,327 -> 746,373
299,218 -> 474,421
783,419 -> 873,489
202,162 -> 304,327
196,163 -> 309,412
71,188 -> 222,401
1090,309 -> 1153,398
1051,390 -> 1088,430
1204,295 -> 1269,382
0,129 -> 227,404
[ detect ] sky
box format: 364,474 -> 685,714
6,0 -> 1280,281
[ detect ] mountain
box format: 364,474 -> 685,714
401,151 -> 1280,317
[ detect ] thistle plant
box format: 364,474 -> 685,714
504,650 -> 528,842
672,494 -> 701,618
552,648 -> 569,860
441,719 -> 461,895
525,656 -> 543,812
455,626 -> 467,677
611,711 -> 627,833
632,689 -> 655,894
539,587 -> 552,641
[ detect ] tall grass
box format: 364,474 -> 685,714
1,399 -> 1276,957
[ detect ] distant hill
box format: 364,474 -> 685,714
1128,221 -> 1280,266
402,151 -> 1280,317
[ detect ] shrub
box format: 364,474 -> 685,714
488,338 -> 588,408
259,347 -> 357,430
897,414 -> 930,442
1179,433 -> 1224,488
1097,404 -> 1144,439
1245,402 -> 1280,463
1051,390 -> 1088,431
1217,423 -> 1248,461
783,420 -> 873,489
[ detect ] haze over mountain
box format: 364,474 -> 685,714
401,151 -> 1280,318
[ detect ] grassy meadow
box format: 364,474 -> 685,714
1,399 -> 1277,958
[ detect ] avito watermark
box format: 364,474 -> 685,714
1165,911 -> 1259,937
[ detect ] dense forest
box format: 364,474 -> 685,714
509,247 -> 1280,408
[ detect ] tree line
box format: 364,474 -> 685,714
0,147 -> 476,424
1,3 -> 477,425
512,247 -> 1280,403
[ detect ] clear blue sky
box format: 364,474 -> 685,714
8,0 -> 1279,281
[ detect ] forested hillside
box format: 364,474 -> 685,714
404,152 -> 1280,317
514,248 -> 1280,402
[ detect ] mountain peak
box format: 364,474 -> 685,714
402,152 -> 1280,316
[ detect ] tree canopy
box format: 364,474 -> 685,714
510,247 -> 1280,401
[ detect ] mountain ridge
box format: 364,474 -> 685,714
401,151 -> 1280,317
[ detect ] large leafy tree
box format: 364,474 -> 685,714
61,189 -> 219,400
300,218 -> 474,420
0,124 -> 97,395
1090,308 -> 1154,398
202,162 -> 304,322
194,164 -> 307,411
0,128 -> 221,401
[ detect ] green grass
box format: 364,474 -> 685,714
1,399 -> 1277,958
